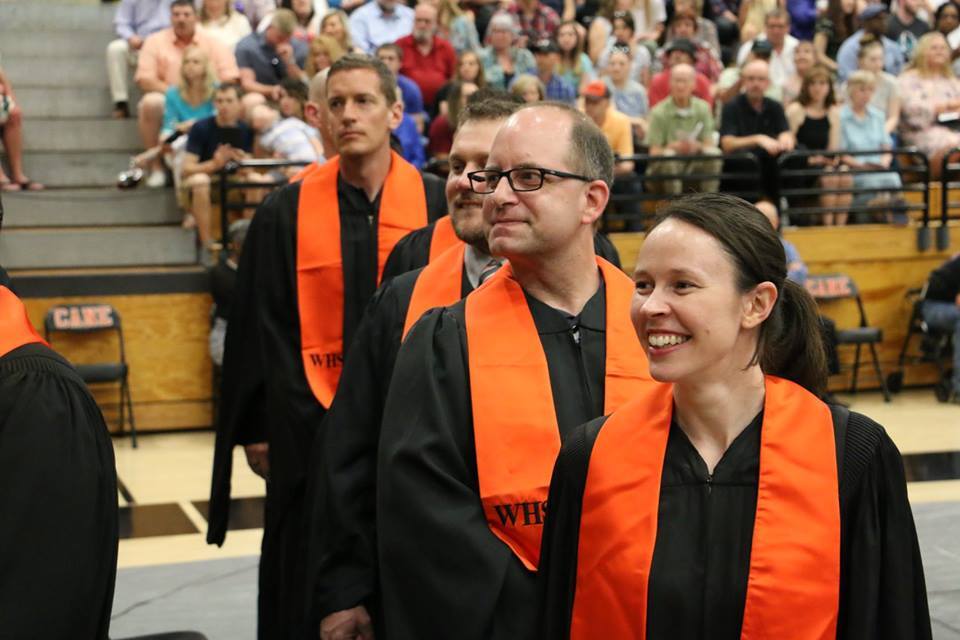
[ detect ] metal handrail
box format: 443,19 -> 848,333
938,146 -> 960,251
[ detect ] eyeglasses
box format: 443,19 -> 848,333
467,167 -> 594,194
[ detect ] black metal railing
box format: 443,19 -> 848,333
938,146 -> 960,251
776,148 -> 930,249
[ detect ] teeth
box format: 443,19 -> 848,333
648,334 -> 690,348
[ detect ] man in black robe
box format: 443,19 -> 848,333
307,97 -> 522,640
0,261 -> 118,640
376,103 -> 632,639
207,55 -> 445,640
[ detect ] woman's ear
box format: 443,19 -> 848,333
741,281 -> 778,330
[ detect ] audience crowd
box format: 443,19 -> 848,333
103,0 -> 960,244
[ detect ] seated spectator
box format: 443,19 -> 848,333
898,32 -> 960,177
0,64 -> 43,191
428,81 -> 478,158
644,63 -> 721,194
529,39 -> 577,103
107,0 -> 171,119
814,0 -> 861,70
556,20 -> 596,93
602,46 -> 649,135
134,0 -> 239,188
648,39 -> 713,109
278,77 -> 309,118
853,35 -> 900,135
755,200 -> 809,285
510,73 -> 545,102
236,9 -> 308,106
257,0 -> 323,43
719,59 -> 795,202
321,9 -> 361,54
478,13 -> 537,90
394,111 -> 426,168
377,43 -> 427,131
250,104 -> 324,163
663,0 -> 720,57
303,34 -> 345,80
181,83 -> 254,256
921,253 -> 960,403
200,0 -> 252,50
736,9 -> 799,90
429,0 -> 481,55
709,0 -> 742,56
349,0 -> 415,54
657,6 -> 721,83
841,71 -> 904,223
785,65 -> 853,226
209,219 -> 249,367
782,40 -> 817,106
501,0 -> 561,48
240,0 -> 279,30
596,12 -> 652,85
739,0 -> 780,44
397,3 -> 457,112
933,1 -> 960,52
587,0 -> 623,62
886,0 -> 928,61
436,50 -> 486,116
716,39 -> 781,105
588,0 -> 665,59
836,4 -> 905,81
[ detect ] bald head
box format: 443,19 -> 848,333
741,59 -> 770,101
413,3 -> 438,42
669,63 -> 696,102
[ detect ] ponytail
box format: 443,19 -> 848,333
759,279 -> 828,396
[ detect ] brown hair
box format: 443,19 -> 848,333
797,64 -> 836,107
651,193 -> 828,394
456,50 -> 487,87
457,94 -> 521,129
326,53 -> 398,106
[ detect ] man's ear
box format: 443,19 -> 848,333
581,180 -> 610,226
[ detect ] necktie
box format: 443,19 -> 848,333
478,259 -> 503,285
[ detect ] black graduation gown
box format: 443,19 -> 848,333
377,283 -> 609,640
382,222 -> 623,281
207,173 -> 445,640
538,409 -> 933,640
0,342 -> 118,640
305,265 -> 473,631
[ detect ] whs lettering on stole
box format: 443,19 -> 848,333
309,351 -> 344,369
492,501 -> 548,527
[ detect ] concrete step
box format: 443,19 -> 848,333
15,87 -> 130,119
23,118 -> 141,152
0,29 -> 114,57
4,56 -> 111,88
16,151 -> 139,188
2,188 -> 179,228
0,2 -> 115,31
0,226 -> 198,270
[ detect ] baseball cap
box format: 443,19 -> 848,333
859,4 -> 888,21
665,38 -> 697,58
582,80 -> 610,99
751,39 -> 774,57
530,39 -> 560,54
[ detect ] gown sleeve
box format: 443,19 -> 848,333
838,411 -> 932,640
0,346 -> 118,640
377,305 -> 514,639
382,225 -> 434,281
537,417 -> 606,640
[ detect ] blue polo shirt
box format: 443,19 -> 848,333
234,31 -> 307,85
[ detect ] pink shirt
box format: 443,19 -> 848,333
135,27 -> 240,88
396,34 -> 456,108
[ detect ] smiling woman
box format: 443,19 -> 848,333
537,193 -> 932,640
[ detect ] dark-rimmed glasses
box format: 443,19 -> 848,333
467,167 -> 594,194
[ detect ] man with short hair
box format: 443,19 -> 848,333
134,0 -> 239,187
207,55 -> 446,640
837,4 -> 906,81
181,82 -> 254,257
735,8 -> 798,89
235,8 -> 308,103
645,63 -> 721,194
719,59 -> 794,201
887,0 -> 928,60
502,0 -> 560,48
106,0 -> 172,118
376,43 -> 427,132
396,3 -> 457,111
350,0 -> 416,54
529,39 -> 577,104
377,102 -> 651,639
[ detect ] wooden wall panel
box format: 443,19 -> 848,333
21,293 -> 214,433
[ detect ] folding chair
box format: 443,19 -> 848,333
805,274 -> 892,402
44,303 -> 137,447
888,283 -> 955,401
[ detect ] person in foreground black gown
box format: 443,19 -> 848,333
207,55 -> 445,640
377,103 -> 650,640
308,97 -> 523,640
537,193 -> 932,640
0,264 -> 118,640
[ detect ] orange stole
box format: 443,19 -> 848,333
570,376 -> 840,640
289,162 -> 321,183
427,216 -> 460,262
0,285 -> 46,358
465,258 -> 651,571
297,152 -> 427,408
401,243 -> 466,340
